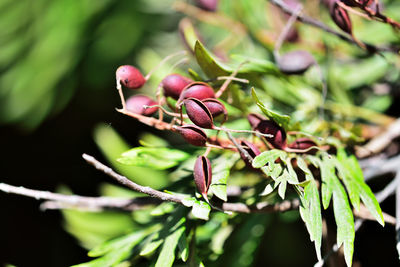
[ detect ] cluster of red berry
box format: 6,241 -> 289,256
115,62 -> 319,201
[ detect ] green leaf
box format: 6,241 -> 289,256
117,147 -> 189,170
191,200 -> 211,220
194,41 -> 229,79
252,149 -> 286,169
210,153 -> 240,201
251,88 -> 290,129
319,156 -> 335,210
336,149 -> 384,226
286,158 -> 299,184
88,231 -> 149,257
299,180 -> 322,261
331,176 -> 355,267
155,218 -> 186,267
177,232 -> 189,262
139,235 -> 163,257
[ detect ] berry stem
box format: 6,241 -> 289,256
215,61 -> 248,99
217,76 -> 249,84
144,104 -> 188,119
116,78 -> 127,110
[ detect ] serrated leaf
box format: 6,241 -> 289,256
319,156 -> 335,210
191,200 -> 211,220
155,218 -> 186,267
252,149 -> 286,169
331,176 -> 355,267
299,180 -> 322,261
336,149 -> 384,226
117,147 -> 189,170
251,88 -> 290,129
210,153 -> 240,201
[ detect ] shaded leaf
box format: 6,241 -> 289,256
155,218 -> 186,267
118,147 -> 189,170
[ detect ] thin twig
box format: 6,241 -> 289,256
268,0 -> 398,53
0,183 -> 159,211
82,153 -> 300,213
356,118 -> 400,158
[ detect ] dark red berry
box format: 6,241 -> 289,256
247,113 -> 267,129
116,65 -> 146,89
194,155 -> 212,201
184,98 -> 214,129
287,137 -> 318,154
126,95 -> 158,116
256,120 -> 287,149
195,0 -> 218,12
277,50 -> 315,75
240,140 -> 261,167
180,82 -> 215,101
202,98 -> 227,120
328,0 -> 353,35
162,74 -> 193,100
173,124 -> 208,146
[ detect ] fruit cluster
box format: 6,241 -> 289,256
115,62 -> 320,202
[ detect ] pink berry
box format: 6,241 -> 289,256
126,95 -> 158,116
184,98 -> 214,129
194,155 -> 212,201
173,124 -> 208,146
116,65 -> 146,89
256,120 -> 287,149
181,82 -> 215,101
287,138 -> 318,154
240,140 -> 261,167
202,98 -> 227,118
162,74 -> 193,100
195,0 -> 218,11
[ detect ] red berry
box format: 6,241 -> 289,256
173,124 -> 208,146
184,98 -> 214,129
126,95 -> 158,116
240,140 -> 261,167
194,155 -> 212,201
116,65 -> 146,89
287,137 -> 318,154
247,113 -> 267,129
202,98 -> 227,119
162,74 -> 193,100
181,82 -> 215,101
328,0 -> 352,35
195,0 -> 218,12
256,120 -> 287,149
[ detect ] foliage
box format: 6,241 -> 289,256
4,0 -> 400,266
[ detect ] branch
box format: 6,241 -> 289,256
0,183 -> 160,211
356,118 -> 400,158
268,0 -> 399,53
82,153 -> 300,213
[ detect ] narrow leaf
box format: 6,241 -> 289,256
155,218 -> 186,267
251,88 -> 290,128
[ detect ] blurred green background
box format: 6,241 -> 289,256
1,0 -> 400,266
